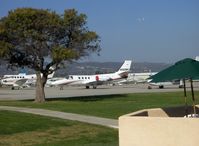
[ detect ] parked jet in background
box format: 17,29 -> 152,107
48,60 -> 132,89
116,68 -> 182,89
118,72 -> 157,84
195,56 -> 199,61
148,80 -> 183,89
1,69 -> 55,89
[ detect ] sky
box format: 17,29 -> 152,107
0,0 -> 199,63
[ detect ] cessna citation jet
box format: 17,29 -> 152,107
49,60 -> 132,89
1,69 -> 55,90
117,72 -> 158,85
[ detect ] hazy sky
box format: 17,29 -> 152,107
0,0 -> 198,63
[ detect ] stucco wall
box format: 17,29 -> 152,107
119,106 -> 199,146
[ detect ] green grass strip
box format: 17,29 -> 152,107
0,91 -> 198,119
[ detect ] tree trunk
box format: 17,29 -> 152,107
35,72 -> 45,103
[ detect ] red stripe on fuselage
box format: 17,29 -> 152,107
95,75 -> 99,81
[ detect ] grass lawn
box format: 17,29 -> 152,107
0,110 -> 118,146
0,91 -> 198,145
0,91 -> 198,119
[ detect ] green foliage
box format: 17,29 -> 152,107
0,7 -> 100,72
0,41 -> 12,57
63,9 -> 87,28
52,46 -> 78,62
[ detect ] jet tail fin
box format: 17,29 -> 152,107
48,72 -> 55,78
117,60 -> 132,73
48,66 -> 56,78
195,56 -> 199,61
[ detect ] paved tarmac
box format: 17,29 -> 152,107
0,84 -> 189,100
0,106 -> 118,129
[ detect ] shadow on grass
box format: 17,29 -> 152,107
19,94 -> 128,102
44,94 -> 128,102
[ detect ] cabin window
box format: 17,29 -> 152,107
78,77 -> 80,79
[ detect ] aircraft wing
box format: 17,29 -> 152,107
49,78 -> 81,86
14,79 -> 28,87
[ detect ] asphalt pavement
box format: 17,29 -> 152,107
0,84 -> 187,100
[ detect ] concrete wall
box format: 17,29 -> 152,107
119,106 -> 199,146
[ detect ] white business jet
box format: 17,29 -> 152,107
49,60 -> 132,89
118,71 -> 157,85
1,69 -> 55,89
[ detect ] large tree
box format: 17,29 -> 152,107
0,8 -> 101,102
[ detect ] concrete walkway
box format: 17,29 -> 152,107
0,106 -> 118,129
